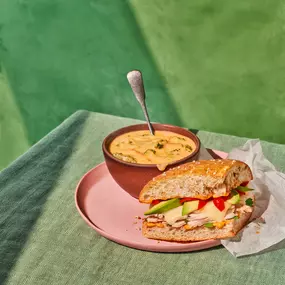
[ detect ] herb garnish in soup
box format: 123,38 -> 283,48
109,130 -> 196,170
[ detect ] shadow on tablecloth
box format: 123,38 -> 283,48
0,111 -> 88,283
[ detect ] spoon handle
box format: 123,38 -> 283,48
127,70 -> 155,135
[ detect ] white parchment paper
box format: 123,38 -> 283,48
220,139 -> 285,257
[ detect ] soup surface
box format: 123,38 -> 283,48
109,130 -> 196,169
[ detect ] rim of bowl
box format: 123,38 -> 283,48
102,123 -> 201,168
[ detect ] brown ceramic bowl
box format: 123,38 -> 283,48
102,124 -> 200,199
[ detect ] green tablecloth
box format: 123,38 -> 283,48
1,110 -> 285,285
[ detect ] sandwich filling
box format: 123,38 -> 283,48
144,183 -> 254,230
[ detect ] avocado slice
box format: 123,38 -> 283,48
227,191 -> 240,205
144,198 -> 181,215
182,201 -> 199,215
204,222 -> 214,228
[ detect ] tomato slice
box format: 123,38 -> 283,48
151,199 -> 161,206
180,197 -> 197,204
213,197 -> 225,211
222,194 -> 233,201
180,198 -> 208,209
198,200 -> 207,209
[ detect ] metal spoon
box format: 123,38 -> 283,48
127,70 -> 155,135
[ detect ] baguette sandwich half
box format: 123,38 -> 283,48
139,159 -> 254,242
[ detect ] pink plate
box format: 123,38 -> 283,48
75,150 -> 227,252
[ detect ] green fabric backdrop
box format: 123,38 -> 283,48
0,0 -> 285,170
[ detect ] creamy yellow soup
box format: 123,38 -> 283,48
109,130 -> 196,170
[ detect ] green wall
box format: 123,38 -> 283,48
130,0 -> 285,141
0,0 -> 285,169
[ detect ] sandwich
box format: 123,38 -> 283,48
139,159 -> 254,242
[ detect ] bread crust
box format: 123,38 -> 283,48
139,159 -> 253,203
142,210 -> 252,242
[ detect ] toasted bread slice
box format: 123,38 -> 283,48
142,210 -> 252,242
139,159 -> 253,203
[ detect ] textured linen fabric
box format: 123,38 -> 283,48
1,111 -> 285,285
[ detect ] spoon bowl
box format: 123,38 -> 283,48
127,70 -> 155,135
